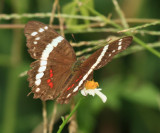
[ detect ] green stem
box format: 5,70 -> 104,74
82,4 -> 121,29
57,98 -> 84,133
111,0 -> 160,57
112,0 -> 129,29
83,1 -> 160,58
119,21 -> 160,33
133,36 -> 160,57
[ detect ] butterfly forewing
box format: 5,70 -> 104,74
24,21 -> 76,61
25,21 -> 77,101
57,36 -> 133,104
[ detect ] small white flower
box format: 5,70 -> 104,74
81,80 -> 107,103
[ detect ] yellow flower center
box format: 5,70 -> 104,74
85,80 -> 99,90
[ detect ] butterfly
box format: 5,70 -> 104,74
24,21 -> 133,104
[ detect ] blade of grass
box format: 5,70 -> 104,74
82,4 -> 121,29
112,0 -> 160,57
119,21 -> 160,33
82,1 -> 160,58
112,0 -> 129,29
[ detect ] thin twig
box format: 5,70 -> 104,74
49,0 -> 59,25
1,13 -> 160,24
135,30 -> 160,36
0,24 -> 61,29
49,103 -> 57,133
71,38 -> 108,47
0,22 -> 104,29
0,13 -> 101,21
83,1 -> 160,58
32,105 -> 69,133
112,0 -> 129,29
82,4 -> 121,29
0,24 -> 24,29
0,22 -> 105,30
111,0 -> 160,58
65,27 -> 160,36
114,18 -> 160,24
42,101 -> 47,133
2,23 -> 160,36
119,21 -> 160,33
58,4 -> 65,37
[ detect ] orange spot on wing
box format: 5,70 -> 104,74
71,84 -> 74,88
49,82 -> 53,88
67,86 -> 71,91
47,69 -> 54,88
76,79 -> 79,82
66,75 -> 83,91
76,75 -> 82,82
50,73 -> 53,78
50,69 -> 53,78
47,79 -> 51,83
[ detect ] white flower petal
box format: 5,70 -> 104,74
81,87 -> 107,103
81,89 -> 88,96
88,90 -> 95,96
96,88 -> 102,91
95,89 -> 107,103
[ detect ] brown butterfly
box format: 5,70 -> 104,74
24,21 -> 133,104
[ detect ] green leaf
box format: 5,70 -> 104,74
79,6 -> 90,25
62,1 -> 78,26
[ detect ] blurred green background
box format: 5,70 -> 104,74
0,0 -> 160,133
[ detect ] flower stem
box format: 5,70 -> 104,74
42,101 -> 48,133
57,98 -> 84,133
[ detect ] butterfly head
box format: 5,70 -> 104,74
72,56 -> 86,72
